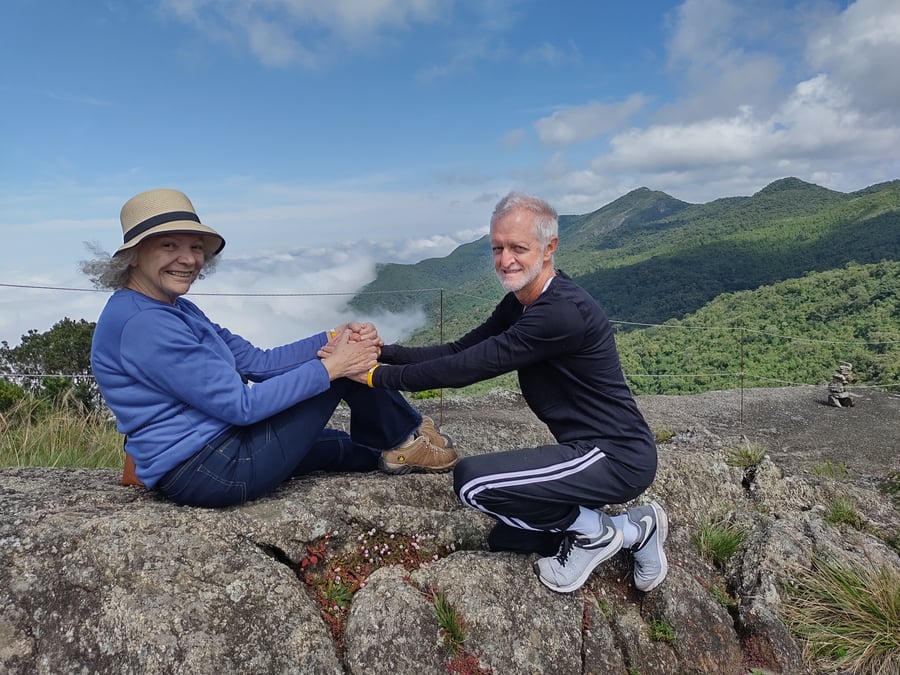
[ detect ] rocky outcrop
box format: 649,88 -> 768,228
2,389 -> 898,674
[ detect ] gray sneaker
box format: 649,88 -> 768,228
626,500 -> 668,592
534,512 -> 623,593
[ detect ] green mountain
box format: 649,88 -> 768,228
350,177 -> 900,351
616,260 -> 900,394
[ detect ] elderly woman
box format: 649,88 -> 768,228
84,188 -> 456,508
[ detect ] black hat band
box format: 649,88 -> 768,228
123,211 -> 202,244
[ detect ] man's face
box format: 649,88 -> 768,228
490,208 -> 552,294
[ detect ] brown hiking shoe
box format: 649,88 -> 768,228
380,435 -> 458,474
417,416 -> 454,449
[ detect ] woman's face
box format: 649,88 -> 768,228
127,233 -> 206,304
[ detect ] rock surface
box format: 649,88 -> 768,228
2,386 -> 898,674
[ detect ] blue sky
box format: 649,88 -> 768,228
2,0 -> 898,349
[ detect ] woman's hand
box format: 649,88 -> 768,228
318,329 -> 377,381
323,322 -> 383,358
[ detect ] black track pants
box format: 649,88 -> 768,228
453,441 -> 651,532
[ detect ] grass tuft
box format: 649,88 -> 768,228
814,460 -> 849,479
708,581 -> 738,608
432,589 -> 467,654
648,618 -> 676,644
428,588 -> 494,674
653,425 -> 675,443
825,495 -> 866,531
783,557 -> 900,675
725,441 -> 767,468
878,472 -> 900,507
693,511 -> 749,568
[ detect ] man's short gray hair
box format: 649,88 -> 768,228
490,192 -> 558,247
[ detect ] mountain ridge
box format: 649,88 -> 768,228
349,177 -> 900,382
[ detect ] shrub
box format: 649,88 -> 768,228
879,471 -> 900,507
0,379 -> 26,412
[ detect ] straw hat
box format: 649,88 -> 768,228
116,188 -> 225,257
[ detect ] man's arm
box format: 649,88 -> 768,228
372,294 -> 585,391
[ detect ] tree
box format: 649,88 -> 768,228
0,318 -> 98,410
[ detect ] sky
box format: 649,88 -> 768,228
2,0 -> 899,350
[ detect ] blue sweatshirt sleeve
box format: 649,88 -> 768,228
180,301 -> 326,382
119,306 -> 331,425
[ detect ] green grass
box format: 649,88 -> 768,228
725,441 -> 767,468
814,460 -> 849,479
653,425 -> 675,443
825,496 -> 866,531
317,578 -> 355,609
647,618 -> 676,644
432,589 -> 468,655
708,581 -> 737,609
783,557 -> 900,674
879,471 -> 900,507
0,394 -> 122,469
693,512 -> 749,567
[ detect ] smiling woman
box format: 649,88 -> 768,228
126,234 -> 208,304
79,188 -> 457,508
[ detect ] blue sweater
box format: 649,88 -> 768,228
91,289 -> 331,487
375,273 -> 655,480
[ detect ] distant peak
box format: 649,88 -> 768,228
754,177 -> 817,196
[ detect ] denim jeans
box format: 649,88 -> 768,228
158,378 -> 421,507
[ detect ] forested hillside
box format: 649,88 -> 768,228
616,260 -> 899,394
349,178 -> 899,395
575,178 -> 900,324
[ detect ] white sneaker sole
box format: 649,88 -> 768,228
535,530 -> 624,593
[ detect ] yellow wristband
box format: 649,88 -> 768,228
366,364 -> 379,388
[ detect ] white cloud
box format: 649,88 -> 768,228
533,95 -> 649,146
599,106 -> 768,172
0,246 -> 431,351
499,128 -> 526,148
521,41 -> 576,66
806,0 -> 900,118
534,0 -> 900,206
183,246 -> 435,347
161,0 -> 446,68
661,0 -> 793,120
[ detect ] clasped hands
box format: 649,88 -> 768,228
317,322 -> 384,383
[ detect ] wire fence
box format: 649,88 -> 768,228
3,282 -> 898,400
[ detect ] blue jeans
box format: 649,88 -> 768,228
158,378 -> 421,508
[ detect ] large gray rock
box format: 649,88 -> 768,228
2,389 -> 898,674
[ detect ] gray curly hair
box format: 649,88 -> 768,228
80,241 -> 219,291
